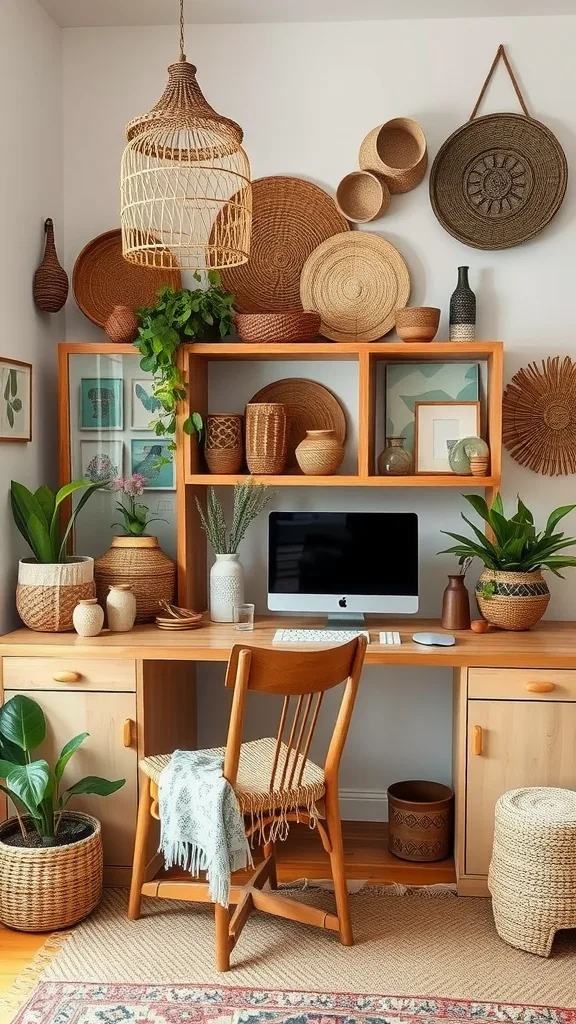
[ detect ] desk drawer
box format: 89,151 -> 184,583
469,668 -> 576,702
2,657 -> 136,692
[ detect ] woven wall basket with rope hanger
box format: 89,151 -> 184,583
120,0 -> 252,271
429,44 -> 567,250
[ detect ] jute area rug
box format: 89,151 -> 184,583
38,887 -> 576,1007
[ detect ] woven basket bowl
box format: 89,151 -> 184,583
16,557 -> 95,632
95,537 -> 175,623
0,812 -> 103,932
335,171 -> 390,223
360,118 -> 428,194
205,414 -> 244,474
245,403 -> 288,475
476,569 -> 550,631
395,306 -> 440,343
235,311 -> 321,343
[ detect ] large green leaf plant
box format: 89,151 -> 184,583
11,479 -> 105,564
0,694 -> 124,845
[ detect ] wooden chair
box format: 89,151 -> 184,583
128,635 -> 367,971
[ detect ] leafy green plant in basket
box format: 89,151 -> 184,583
135,274 -> 235,441
0,694 -> 124,845
11,478 -> 105,563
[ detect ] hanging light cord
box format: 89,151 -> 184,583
179,0 -> 186,61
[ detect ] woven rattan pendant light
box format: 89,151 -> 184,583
120,0 -> 251,270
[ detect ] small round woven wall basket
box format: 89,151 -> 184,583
503,356 -> 576,476
359,118 -> 427,194
235,311 -> 321,343
335,171 -> 391,222
0,812 -> 103,932
476,569 -> 550,631
387,780 -> 454,862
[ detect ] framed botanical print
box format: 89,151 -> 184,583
414,401 -> 481,474
80,440 -> 123,485
131,378 -> 161,430
80,377 -> 123,430
0,358 -> 32,441
130,439 -> 175,489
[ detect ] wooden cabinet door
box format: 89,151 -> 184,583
4,689 -> 138,868
466,699 -> 576,876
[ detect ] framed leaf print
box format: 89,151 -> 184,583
0,358 -> 32,441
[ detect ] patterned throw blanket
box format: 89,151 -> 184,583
158,749 -> 253,908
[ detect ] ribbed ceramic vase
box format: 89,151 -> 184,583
210,553 -> 245,623
449,266 -> 476,342
95,537 -> 175,624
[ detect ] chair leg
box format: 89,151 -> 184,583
215,903 -> 231,971
263,841 -> 277,890
325,793 -> 353,946
128,773 -> 151,921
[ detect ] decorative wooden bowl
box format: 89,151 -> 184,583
395,306 -> 440,343
335,171 -> 390,223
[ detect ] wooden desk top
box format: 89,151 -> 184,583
1,617 -> 576,669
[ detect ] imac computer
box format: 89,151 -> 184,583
268,511 -> 418,627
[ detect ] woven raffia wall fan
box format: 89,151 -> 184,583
503,356 -> 576,476
120,0 -> 251,270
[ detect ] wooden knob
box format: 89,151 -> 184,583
525,681 -> 555,693
52,670 -> 82,683
472,724 -> 483,756
123,718 -> 135,748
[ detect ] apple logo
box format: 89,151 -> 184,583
339,597 -> 347,608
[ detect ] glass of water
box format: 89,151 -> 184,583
234,603 -> 255,631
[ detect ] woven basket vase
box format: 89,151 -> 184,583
245,403 -> 288,475
16,557 -> 95,633
95,537 -> 175,624
205,414 -> 244,474
295,430 -> 345,476
0,812 -> 103,932
359,118 -> 428,194
476,568 -> 550,631
387,780 -> 454,862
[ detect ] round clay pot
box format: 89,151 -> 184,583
295,429 -> 345,476
476,568 -> 550,631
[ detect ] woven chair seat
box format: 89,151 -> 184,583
140,737 -> 325,817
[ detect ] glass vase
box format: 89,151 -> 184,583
377,437 -> 412,476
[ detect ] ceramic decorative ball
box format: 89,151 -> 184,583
448,436 -> 489,475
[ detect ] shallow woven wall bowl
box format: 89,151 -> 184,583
335,171 -> 390,223
235,311 -> 321,343
395,306 -> 440,343
476,568 -> 550,631
360,118 -> 428,194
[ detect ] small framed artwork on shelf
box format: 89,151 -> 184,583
414,401 -> 480,474
131,379 -> 161,430
130,438 -> 175,489
80,377 -> 123,430
80,439 -> 123,484
0,358 -> 32,442
385,361 -> 479,457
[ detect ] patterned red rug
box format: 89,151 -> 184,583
10,982 -> 576,1024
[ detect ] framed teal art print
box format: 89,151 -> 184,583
80,377 -> 123,430
130,439 -> 175,490
385,362 -> 479,455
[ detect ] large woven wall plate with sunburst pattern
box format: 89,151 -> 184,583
503,357 -> 576,476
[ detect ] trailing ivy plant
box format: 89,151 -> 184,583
135,272 -> 235,441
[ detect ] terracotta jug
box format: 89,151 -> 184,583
441,574 -> 471,630
33,218 -> 69,312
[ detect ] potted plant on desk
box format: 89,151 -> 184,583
440,494 -> 576,630
0,694 -> 125,931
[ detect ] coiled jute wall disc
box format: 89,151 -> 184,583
300,232 -> 410,342
502,356 -> 576,476
218,176 -> 349,313
430,46 -> 567,250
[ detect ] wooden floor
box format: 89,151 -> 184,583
0,822 -> 455,994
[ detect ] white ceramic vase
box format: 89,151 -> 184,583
73,598 -> 104,637
210,553 -> 245,623
106,585 -> 137,632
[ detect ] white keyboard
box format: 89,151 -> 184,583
379,631 -> 401,645
273,628 -> 370,644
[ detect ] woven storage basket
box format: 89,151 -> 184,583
245,403 -> 288,475
235,311 -> 321,344
335,171 -> 390,223
395,306 -> 440,343
205,414 -> 244,474
476,568 -> 549,631
488,787 -> 576,956
95,536 -> 175,623
360,118 -> 428,194
387,780 -> 454,862
16,557 -> 95,633
0,812 -> 103,932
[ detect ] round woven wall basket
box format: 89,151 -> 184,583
359,118 -> 427,194
95,536 -> 175,623
503,356 -> 576,476
0,812 -> 102,932
476,568 -> 550,631
235,311 -> 321,343
335,171 -> 390,222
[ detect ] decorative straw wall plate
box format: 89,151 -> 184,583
218,176 -> 349,313
300,232 -> 410,342
73,229 -> 181,327
248,378 -> 347,470
503,356 -> 576,476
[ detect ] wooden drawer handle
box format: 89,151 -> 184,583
472,724 -> 483,756
52,670 -> 82,683
123,718 -> 135,748
525,681 -> 556,693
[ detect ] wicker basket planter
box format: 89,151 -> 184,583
245,403 -> 288,475
235,311 -> 321,344
0,812 -> 103,932
95,536 -> 175,623
359,118 -> 428,194
387,780 -> 454,862
16,556 -> 95,633
476,568 -> 550,631
204,414 -> 244,474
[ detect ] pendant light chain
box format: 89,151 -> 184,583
179,0 -> 186,62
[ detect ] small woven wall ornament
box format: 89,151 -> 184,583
502,356 -> 576,476
33,219 -> 69,313
430,45 -> 567,250
120,0 -> 251,270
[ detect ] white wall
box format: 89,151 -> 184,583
0,0 -> 62,634
61,15 -> 576,816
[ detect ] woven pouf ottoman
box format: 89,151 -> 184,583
488,787 -> 576,957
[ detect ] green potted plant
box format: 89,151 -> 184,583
440,494 -> 576,630
0,694 -> 125,931
11,478 -> 104,632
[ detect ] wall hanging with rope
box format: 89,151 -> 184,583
120,0 -> 252,271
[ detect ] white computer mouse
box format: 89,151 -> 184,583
412,631 -> 456,647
